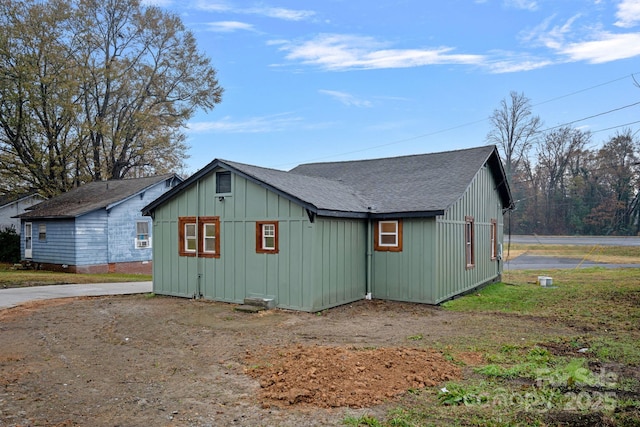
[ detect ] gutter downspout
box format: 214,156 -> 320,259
196,180 -> 202,299
366,209 -> 373,300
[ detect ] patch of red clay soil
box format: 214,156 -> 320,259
245,345 -> 462,408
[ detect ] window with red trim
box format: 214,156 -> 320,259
256,221 -> 279,253
178,216 -> 220,258
374,220 -> 403,252
465,216 -> 475,268
490,219 -> 497,260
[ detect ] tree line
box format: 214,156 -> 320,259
0,0 -> 223,197
488,91 -> 639,236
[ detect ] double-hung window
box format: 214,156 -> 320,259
256,221 -> 279,254
38,224 -> 46,241
179,216 -> 220,258
374,220 -> 403,252
203,223 -> 217,254
465,216 -> 475,268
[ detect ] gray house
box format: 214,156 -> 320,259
17,174 -> 181,273
143,145 -> 513,312
0,193 -> 45,233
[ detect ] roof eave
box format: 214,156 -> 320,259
369,210 -> 444,219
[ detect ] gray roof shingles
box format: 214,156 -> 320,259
18,174 -> 176,219
143,145 -> 511,218
289,145 -> 503,214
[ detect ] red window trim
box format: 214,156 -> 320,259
255,221 -> 279,254
374,220 -> 403,252
465,216 -> 475,269
490,218 -> 498,261
178,216 -> 220,258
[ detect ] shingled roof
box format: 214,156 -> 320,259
143,145 -> 512,219
291,145 -> 512,216
18,174 -> 179,219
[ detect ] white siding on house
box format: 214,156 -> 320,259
0,195 -> 44,233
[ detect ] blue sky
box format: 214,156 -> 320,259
146,0 -> 640,173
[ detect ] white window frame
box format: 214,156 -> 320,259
262,223 -> 276,250
135,221 -> 151,249
202,223 -> 217,254
38,224 -> 46,241
184,222 -> 197,253
378,220 -> 399,247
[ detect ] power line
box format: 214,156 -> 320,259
539,101 -> 640,133
591,120 -> 640,134
274,72 -> 640,168
532,73 -> 637,107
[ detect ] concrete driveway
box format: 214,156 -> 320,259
0,281 -> 152,310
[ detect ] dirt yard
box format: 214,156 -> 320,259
0,294 -> 597,426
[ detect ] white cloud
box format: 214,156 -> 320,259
188,113 -> 302,133
559,31 -> 640,63
273,34 -> 485,71
206,21 -> 255,32
194,0 -> 230,12
245,7 -> 315,21
615,0 -> 640,28
520,12 -> 640,64
504,0 -> 538,11
520,14 -> 582,49
487,57 -> 553,73
319,90 -> 373,107
141,0 -> 173,6
193,1 -> 314,21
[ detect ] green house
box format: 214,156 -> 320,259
142,145 -> 513,312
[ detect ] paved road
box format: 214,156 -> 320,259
509,235 -> 640,246
0,281 -> 152,310
504,255 -> 640,270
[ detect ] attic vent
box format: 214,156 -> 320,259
216,171 -> 231,194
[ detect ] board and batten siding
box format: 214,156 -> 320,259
151,169 -> 367,312
371,218 -> 437,304
311,218 -> 367,310
21,219 -> 76,264
435,164 -> 504,303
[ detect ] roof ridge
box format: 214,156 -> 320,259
292,144 -> 495,169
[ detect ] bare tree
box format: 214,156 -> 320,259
0,0 -> 223,195
486,91 -> 542,181
588,130 -> 639,234
535,127 -> 589,233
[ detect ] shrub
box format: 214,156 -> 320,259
0,226 -> 20,263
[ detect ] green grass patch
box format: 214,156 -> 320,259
444,268 -> 640,333
373,264 -> 640,426
0,263 -> 150,288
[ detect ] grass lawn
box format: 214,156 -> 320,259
0,262 -> 150,288
344,245 -> 640,426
